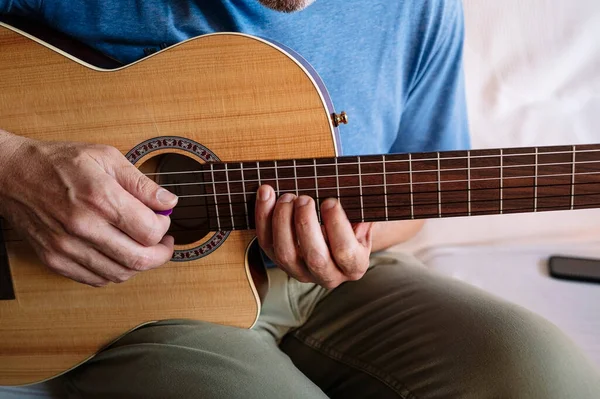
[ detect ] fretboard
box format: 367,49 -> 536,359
170,144 -> 600,231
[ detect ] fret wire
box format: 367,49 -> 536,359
358,156 -> 364,222
225,163 -> 235,229
145,147 -> 600,178
383,155 -> 389,221
240,162 -> 250,229
437,152 -> 442,218
293,159 -> 299,197
534,148 -> 539,212
313,159 -> 321,222
335,157 -> 340,199
160,159 -> 600,189
256,161 -> 262,187
571,145 -> 576,210
274,160 -> 280,196
409,153 -> 415,219
500,148 -> 503,214
467,151 -> 472,216
173,171 -> 600,200
210,163 -> 221,230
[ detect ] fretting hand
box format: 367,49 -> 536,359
0,132 -> 178,286
255,184 -> 373,288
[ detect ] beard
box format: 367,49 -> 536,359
257,0 -> 316,13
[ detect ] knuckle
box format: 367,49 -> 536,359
48,235 -> 71,255
129,254 -> 154,272
335,247 -> 358,267
305,250 -> 329,272
87,189 -> 118,219
321,279 -> 341,290
140,225 -> 163,246
295,214 -> 311,229
99,145 -> 121,158
134,173 -> 155,196
347,269 -> 366,281
274,247 -> 295,267
42,252 -> 63,271
70,147 -> 90,166
63,216 -> 89,237
90,280 -> 109,288
112,272 -> 134,284
296,275 -> 313,283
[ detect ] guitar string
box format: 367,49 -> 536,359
3,188 -> 600,238
152,159 -> 599,191
142,147 -> 600,178
4,197 -> 600,243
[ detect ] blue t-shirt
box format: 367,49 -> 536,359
1,0 -> 470,155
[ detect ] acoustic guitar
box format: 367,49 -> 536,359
1,20 -> 600,386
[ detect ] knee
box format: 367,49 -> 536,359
457,301 -> 600,398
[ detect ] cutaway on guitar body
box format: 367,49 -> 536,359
0,20 -> 340,385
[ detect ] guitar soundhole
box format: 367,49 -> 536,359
150,154 -> 210,245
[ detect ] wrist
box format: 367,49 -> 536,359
0,129 -> 30,207
371,220 -> 425,252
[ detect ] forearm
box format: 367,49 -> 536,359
371,220 -> 425,252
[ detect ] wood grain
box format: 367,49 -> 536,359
0,24 -> 337,385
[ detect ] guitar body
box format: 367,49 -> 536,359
0,23 -> 339,385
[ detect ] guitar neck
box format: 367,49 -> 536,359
177,144 -> 600,231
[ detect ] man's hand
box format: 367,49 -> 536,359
0,133 -> 178,287
255,185 -> 373,289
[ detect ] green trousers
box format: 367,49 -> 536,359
3,253 -> 600,398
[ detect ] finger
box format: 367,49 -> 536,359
105,151 -> 178,211
254,185 -> 276,256
31,243 -> 110,287
294,196 -> 344,289
321,198 -> 371,280
52,258 -> 111,287
91,173 -> 173,247
353,222 -> 374,248
85,222 -> 175,272
271,193 -> 311,282
55,235 -> 137,284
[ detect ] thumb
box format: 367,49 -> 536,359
112,159 -> 178,211
354,222 -> 374,249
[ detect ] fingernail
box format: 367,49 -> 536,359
321,198 -> 337,210
279,193 -> 296,203
157,188 -> 178,204
258,185 -> 271,202
295,196 -> 310,207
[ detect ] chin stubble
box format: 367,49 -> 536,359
257,0 -> 316,13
